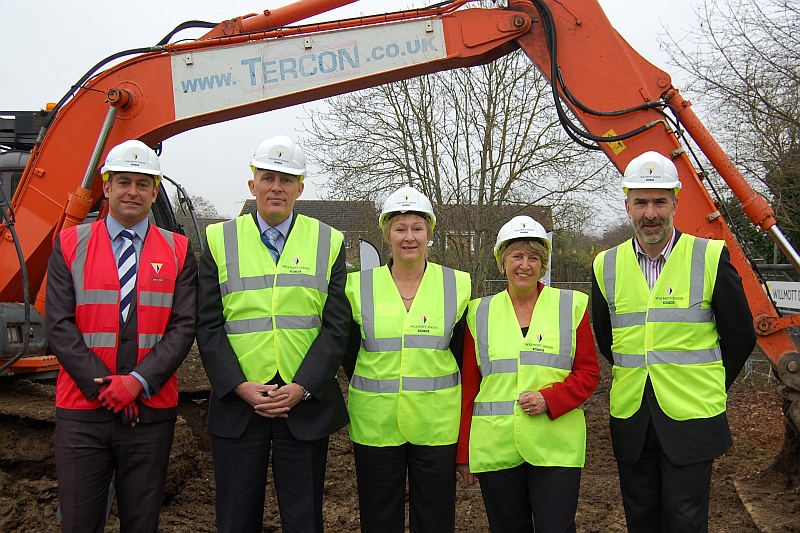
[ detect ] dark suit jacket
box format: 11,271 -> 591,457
46,225 -> 198,423
591,230 -> 756,465
196,212 -> 350,442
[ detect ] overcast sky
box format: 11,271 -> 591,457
1,0 -> 699,218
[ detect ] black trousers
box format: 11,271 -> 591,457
477,463 -> 581,533
617,419 -> 714,533
353,442 -> 457,533
54,414 -> 175,533
211,414 -> 329,533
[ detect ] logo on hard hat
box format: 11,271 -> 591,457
647,166 -> 655,175
520,222 -> 527,228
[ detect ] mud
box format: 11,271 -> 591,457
0,350 -> 792,532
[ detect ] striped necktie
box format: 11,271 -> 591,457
118,230 -> 137,322
262,227 -> 281,264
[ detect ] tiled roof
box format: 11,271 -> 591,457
240,199 -> 378,232
239,199 -> 552,233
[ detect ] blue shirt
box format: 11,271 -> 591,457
105,215 -> 153,397
256,211 -> 293,253
106,216 -> 148,263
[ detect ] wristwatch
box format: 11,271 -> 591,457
298,383 -> 311,401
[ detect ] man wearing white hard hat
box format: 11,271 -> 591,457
197,135 -> 349,533
591,151 -> 756,532
46,139 -> 198,532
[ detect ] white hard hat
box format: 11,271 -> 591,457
250,135 -> 306,180
100,140 -> 161,185
621,151 -> 681,194
379,186 -> 436,231
494,215 -> 551,260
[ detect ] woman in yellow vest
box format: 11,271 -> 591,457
456,216 -> 599,533
343,186 -> 471,533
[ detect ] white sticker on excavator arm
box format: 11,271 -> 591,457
171,18 -> 446,120
767,281 -> 800,311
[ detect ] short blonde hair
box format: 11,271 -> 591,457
497,239 -> 550,279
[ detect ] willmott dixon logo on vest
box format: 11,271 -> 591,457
288,256 -> 309,274
525,334 -> 556,353
409,314 -> 440,334
655,285 -> 684,305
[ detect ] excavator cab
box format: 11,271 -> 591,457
0,111 -> 198,378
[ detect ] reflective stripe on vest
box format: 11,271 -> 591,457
59,221 -> 186,411
466,287 -> 588,471
73,225 -> 118,306
598,235 -> 727,421
224,315 -> 322,334
345,263 -> 470,446
351,266 -> 460,394
359,266 -> 458,354
602,238 -> 721,369
219,218 -> 331,298
351,371 -> 460,393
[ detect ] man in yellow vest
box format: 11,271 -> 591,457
196,135 -> 350,533
591,151 -> 756,533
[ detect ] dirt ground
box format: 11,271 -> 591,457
0,349 -> 796,533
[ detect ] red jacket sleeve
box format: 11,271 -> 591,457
539,311 -> 600,419
456,325 -> 480,464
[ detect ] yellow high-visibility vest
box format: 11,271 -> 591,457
346,263 -> 470,446
592,235 -> 727,420
206,214 -> 343,383
466,287 -> 588,472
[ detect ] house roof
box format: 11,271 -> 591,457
240,199 -> 378,232
239,199 -> 553,233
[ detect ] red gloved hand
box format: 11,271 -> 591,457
122,402 -> 140,427
98,374 -> 143,413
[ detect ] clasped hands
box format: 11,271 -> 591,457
94,374 -> 143,427
235,382 -> 304,418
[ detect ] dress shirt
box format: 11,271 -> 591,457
106,215 -> 153,396
256,212 -> 293,255
107,216 -> 149,262
633,228 -> 676,289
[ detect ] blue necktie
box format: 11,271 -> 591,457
117,230 -> 137,322
262,227 -> 281,264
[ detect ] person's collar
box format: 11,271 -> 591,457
633,227 -> 676,260
256,211 -> 293,238
106,215 -> 149,240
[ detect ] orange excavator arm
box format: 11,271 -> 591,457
2,0 -> 798,410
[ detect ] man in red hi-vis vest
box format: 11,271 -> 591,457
46,139 -> 197,533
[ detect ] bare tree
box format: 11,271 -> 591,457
302,48 -> 611,288
664,0 -> 800,485
665,0 -> 800,242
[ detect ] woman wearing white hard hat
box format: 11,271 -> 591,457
456,216 -> 599,533
342,186 -> 471,533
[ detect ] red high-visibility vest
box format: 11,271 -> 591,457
57,221 -> 188,410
